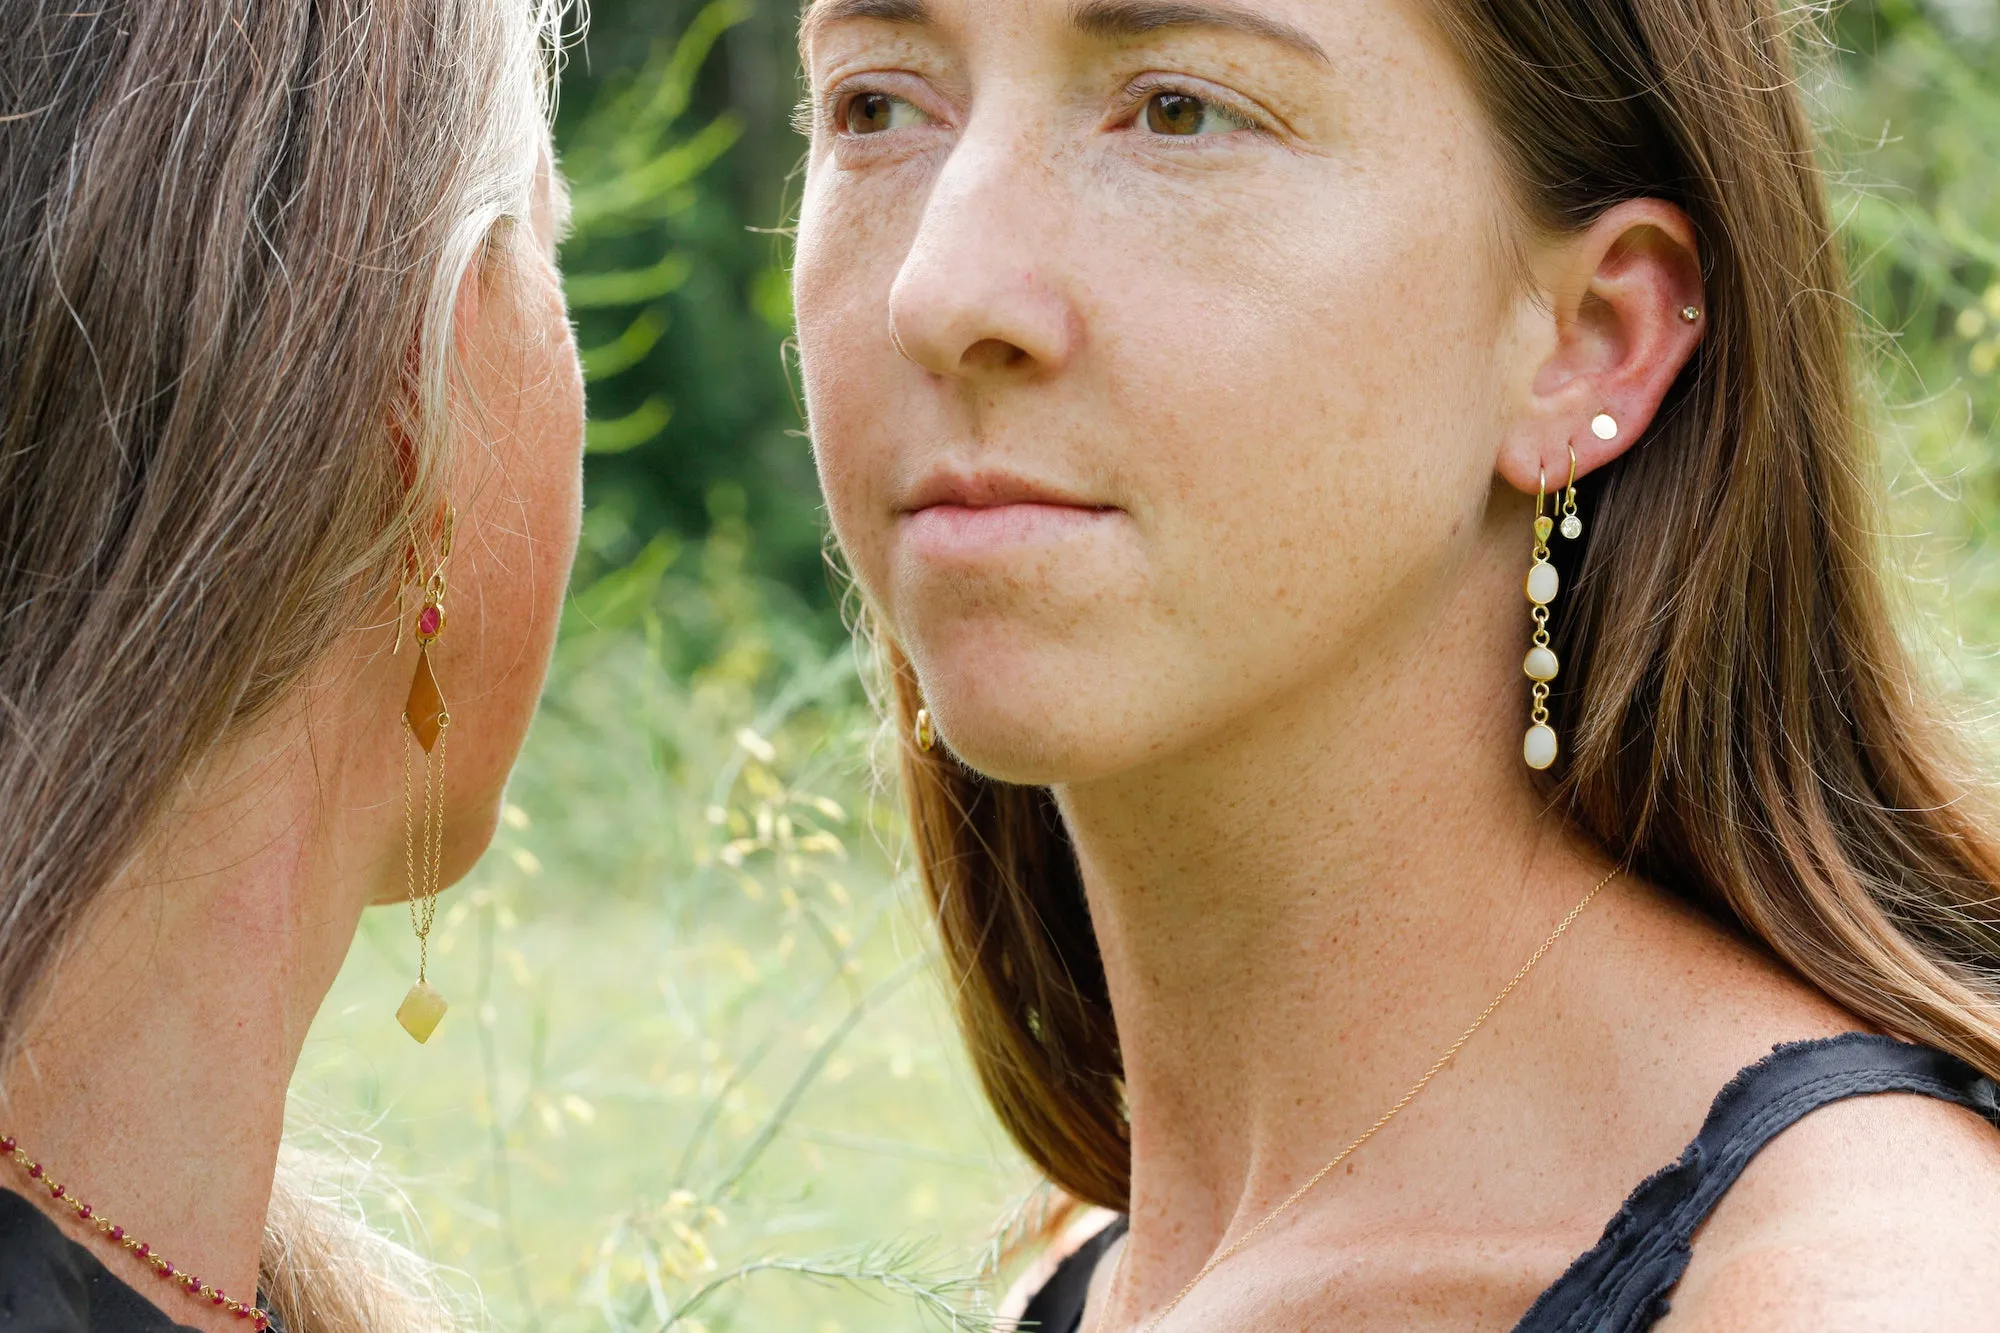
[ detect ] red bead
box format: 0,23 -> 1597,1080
26,1163 -> 41,1179
48,1183 -> 62,1199
133,1242 -> 148,1259
158,1265 -> 175,1280
417,604 -> 441,638
109,1226 -> 123,1241
0,1136 -> 15,1152
212,1293 -> 227,1305
183,1275 -> 200,1291
253,1316 -> 270,1330
77,1204 -> 91,1219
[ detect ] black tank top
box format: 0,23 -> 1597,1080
1018,1033 -> 2000,1332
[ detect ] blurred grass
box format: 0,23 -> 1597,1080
293,2 -> 2000,1330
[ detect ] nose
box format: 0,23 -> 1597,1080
887,133 -> 1079,379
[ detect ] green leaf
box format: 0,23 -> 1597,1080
580,308 -> 670,382
565,253 -> 694,310
585,397 -> 673,455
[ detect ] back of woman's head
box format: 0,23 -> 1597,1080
1,0 -> 563,1324
874,0 -> 2000,1212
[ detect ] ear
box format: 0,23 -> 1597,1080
1496,198 -> 1705,495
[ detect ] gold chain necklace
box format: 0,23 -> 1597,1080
0,1135 -> 276,1329
1100,866 -> 1620,1333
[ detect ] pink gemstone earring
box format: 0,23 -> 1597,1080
396,504 -> 455,1043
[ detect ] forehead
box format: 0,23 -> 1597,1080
800,0 -> 1335,64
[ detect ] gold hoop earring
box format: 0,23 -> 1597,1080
1523,470 -> 1561,771
397,504 -> 455,1043
1560,442 -> 1583,540
913,707 -> 936,754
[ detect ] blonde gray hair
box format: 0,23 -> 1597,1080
0,1 -> 568,1326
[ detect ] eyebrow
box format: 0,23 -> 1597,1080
1069,0 -> 1330,64
800,0 -> 1331,66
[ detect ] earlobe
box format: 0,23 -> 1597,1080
1497,197 -> 1705,494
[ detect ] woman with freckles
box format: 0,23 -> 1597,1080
793,0 -> 2000,1329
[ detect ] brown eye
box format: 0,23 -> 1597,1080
1145,92 -> 1204,135
843,91 -> 925,135
1140,90 -> 1253,137
846,92 -> 893,134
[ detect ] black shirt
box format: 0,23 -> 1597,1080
1019,1034 -> 2000,1332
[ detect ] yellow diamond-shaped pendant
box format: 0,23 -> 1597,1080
1534,515 -> 1555,543
396,981 -> 448,1043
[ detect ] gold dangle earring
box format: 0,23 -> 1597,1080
1523,460 -> 1563,771
913,707 -> 936,753
1559,439 -> 1584,541
397,505 -> 455,1043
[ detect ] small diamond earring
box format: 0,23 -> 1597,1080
1560,443 -> 1583,541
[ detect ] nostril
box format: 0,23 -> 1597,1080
961,338 -> 1033,372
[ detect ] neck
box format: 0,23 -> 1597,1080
2,718 -> 381,1326
1054,529 -> 1609,1262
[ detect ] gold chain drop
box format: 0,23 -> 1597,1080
1104,867 -> 1621,1333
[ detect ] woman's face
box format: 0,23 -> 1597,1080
795,0 -> 1530,784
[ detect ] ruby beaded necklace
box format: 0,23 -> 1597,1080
1,1133 -> 275,1329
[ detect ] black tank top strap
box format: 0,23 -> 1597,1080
1018,1214 -> 1128,1333
1513,1031 -> 2000,1333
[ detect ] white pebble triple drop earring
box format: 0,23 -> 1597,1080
1523,444 -> 1583,771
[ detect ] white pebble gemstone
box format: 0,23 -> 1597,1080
1524,645 -> 1560,681
1524,723 -> 1559,770
1525,561 -> 1561,606
1591,413 -> 1618,441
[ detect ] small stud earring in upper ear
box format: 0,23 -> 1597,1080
1680,305 -> 1702,323
1590,412 -> 1618,442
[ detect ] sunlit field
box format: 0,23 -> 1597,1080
291,3 -> 2000,1329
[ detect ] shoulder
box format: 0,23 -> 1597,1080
1660,1089 -> 2000,1331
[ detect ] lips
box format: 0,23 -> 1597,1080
900,468 -> 1107,515
897,468 -> 1120,559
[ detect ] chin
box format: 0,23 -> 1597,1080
912,656 -> 1168,789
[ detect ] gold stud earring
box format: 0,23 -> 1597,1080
914,707 -> 936,753
397,504 -> 455,1044
1680,305 -> 1701,324
1590,412 -> 1618,442
1523,468 -> 1561,771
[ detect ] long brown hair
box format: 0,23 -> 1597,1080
872,0 -> 2000,1213
0,0 -> 563,1325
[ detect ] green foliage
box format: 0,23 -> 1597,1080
557,0 -> 826,608
1820,1 -> 2000,694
